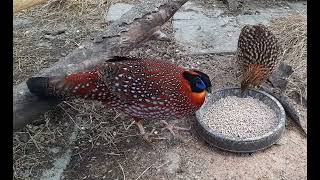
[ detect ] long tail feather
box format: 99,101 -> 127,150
26,70 -> 109,101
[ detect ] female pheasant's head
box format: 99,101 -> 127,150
182,70 -> 212,107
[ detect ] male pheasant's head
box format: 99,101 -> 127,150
182,70 -> 212,107
183,70 -> 212,93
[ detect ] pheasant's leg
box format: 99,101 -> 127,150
160,120 -> 191,137
133,118 -> 151,142
135,120 -> 146,136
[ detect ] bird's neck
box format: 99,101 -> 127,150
243,64 -> 270,87
180,75 -> 207,109
189,91 -> 207,108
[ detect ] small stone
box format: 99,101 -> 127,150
43,34 -> 55,40
18,133 -> 30,143
104,3 -> 134,22
43,23 -> 67,35
48,147 -> 60,154
37,42 -> 51,48
39,136 -> 45,142
223,0 -> 243,12
163,54 -> 170,59
32,125 -> 39,131
43,29 -> 65,36
243,11 -> 253,15
164,151 -> 181,174
13,17 -> 32,29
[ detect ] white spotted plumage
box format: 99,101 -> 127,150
34,57 -> 208,122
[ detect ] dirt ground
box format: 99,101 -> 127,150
13,0 -> 307,179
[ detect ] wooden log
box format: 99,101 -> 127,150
261,85 -> 307,136
13,0 -> 47,14
13,0 -> 189,130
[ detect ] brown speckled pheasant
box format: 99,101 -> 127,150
26,56 -> 212,141
237,24 -> 282,94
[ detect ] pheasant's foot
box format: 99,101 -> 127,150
134,120 -> 153,143
160,120 -> 191,137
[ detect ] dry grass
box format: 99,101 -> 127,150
13,0 -> 110,85
45,0 -> 109,15
13,98 -> 142,179
13,109 -> 67,179
13,1 -> 115,179
269,13 -> 307,99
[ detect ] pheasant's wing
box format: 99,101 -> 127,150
101,57 -> 184,104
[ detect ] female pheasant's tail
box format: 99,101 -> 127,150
26,70 -> 109,101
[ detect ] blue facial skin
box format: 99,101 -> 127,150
182,71 -> 212,93
191,77 -> 207,92
195,78 -> 207,90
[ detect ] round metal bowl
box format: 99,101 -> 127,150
195,88 -> 286,153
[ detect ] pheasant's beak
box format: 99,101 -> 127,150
240,88 -> 248,97
206,87 -> 212,94
240,83 -> 248,97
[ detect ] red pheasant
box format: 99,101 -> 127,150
27,56 -> 212,141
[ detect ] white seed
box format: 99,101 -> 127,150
203,96 -> 278,139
